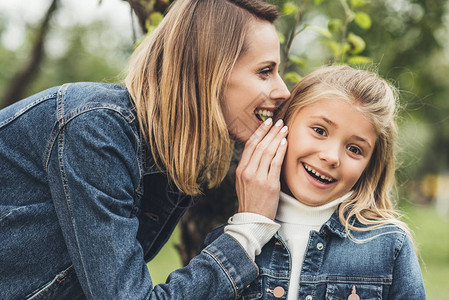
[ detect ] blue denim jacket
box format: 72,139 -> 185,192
204,211 -> 426,300
0,82 -> 258,300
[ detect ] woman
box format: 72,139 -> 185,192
0,0 -> 290,299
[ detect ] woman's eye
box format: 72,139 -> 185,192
347,145 -> 362,155
259,68 -> 272,77
313,127 -> 326,136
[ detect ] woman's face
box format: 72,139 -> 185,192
282,95 -> 378,206
221,20 -> 290,142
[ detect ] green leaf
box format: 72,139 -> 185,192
277,30 -> 286,45
342,43 -> 351,55
328,19 -> 343,32
150,12 -> 164,26
289,55 -> 306,67
347,32 -> 366,54
323,41 -> 341,57
314,0 -> 325,5
354,12 -> 372,29
282,2 -> 300,16
347,56 -> 372,65
308,25 -> 332,39
284,72 -> 303,84
350,0 -> 369,8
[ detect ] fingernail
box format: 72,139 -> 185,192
275,119 -> 283,127
280,125 -> 288,133
281,138 -> 287,145
264,118 -> 273,126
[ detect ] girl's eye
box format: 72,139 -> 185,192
347,145 -> 362,155
313,127 -> 327,136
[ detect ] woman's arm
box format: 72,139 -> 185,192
47,110 -> 286,299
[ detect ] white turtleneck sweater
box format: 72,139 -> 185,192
276,192 -> 344,300
225,192 -> 346,300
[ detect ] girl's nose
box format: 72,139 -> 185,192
319,145 -> 341,168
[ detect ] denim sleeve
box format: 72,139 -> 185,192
47,109 -> 258,300
388,233 -> 426,299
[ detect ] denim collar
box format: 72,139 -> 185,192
127,95 -> 164,176
322,211 -> 348,238
321,209 -> 358,239
142,144 -> 163,175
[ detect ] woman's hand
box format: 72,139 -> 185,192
235,118 -> 288,220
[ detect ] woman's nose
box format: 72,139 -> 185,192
270,74 -> 291,102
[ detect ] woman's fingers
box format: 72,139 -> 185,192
244,119 -> 285,174
237,118 -> 273,170
267,137 -> 288,182
257,125 -> 288,175
235,118 -> 288,220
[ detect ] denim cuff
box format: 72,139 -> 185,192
202,233 -> 259,299
225,213 -> 280,260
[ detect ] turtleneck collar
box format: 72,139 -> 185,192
276,191 -> 350,226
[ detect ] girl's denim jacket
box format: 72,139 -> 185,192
204,211 -> 426,300
0,83 -> 257,300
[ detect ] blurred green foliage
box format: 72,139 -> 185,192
400,203 -> 449,299
0,17 -> 132,101
269,0 -> 449,201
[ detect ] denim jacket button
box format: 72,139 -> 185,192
273,286 -> 285,298
317,242 -> 324,250
306,295 -> 313,300
267,286 -> 285,298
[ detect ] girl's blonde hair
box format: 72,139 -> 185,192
125,0 -> 278,195
277,65 -> 411,237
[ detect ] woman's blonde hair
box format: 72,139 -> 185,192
125,0 -> 278,195
277,65 -> 411,238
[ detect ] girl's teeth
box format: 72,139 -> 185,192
305,164 -> 334,182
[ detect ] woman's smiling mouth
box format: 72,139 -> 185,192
254,108 -> 275,122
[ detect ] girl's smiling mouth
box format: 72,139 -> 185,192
302,163 -> 337,184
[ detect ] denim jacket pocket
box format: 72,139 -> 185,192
25,266 -> 84,300
325,282 -> 383,300
241,275 -> 263,300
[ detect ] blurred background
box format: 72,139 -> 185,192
0,0 -> 448,298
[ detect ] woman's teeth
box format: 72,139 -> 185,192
254,109 -> 274,122
304,164 -> 335,183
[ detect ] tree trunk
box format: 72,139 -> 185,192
2,0 -> 59,108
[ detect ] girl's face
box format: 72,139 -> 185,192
222,19 -> 290,142
282,95 -> 378,206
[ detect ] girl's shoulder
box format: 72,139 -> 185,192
344,220 -> 414,258
325,212 -> 413,255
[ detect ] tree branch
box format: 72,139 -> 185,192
2,0 -> 59,108
281,0 -> 308,76
124,0 -> 171,34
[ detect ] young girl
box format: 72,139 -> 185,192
205,65 -> 426,299
0,0 -> 290,299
